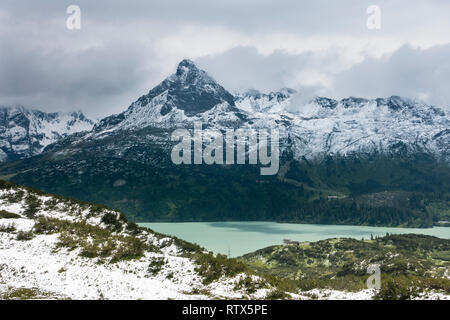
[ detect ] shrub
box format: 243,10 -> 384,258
126,222 -> 141,235
110,237 -> 146,263
148,257 -> 165,275
194,253 -> 248,284
16,231 -> 34,241
374,277 -> 420,300
265,289 -> 289,300
34,216 -> 145,263
234,275 -> 266,294
4,190 -> 25,204
0,223 -> 16,233
23,194 -> 42,218
101,212 -> 123,232
0,210 -> 21,219
1,287 -> 46,300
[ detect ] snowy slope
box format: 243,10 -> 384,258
0,106 -> 94,162
0,183 -> 274,300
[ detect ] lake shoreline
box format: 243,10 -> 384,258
139,221 -> 450,257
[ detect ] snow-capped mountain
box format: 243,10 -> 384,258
93,59 -> 236,133
55,59 -> 450,164
0,106 -> 94,162
236,93 -> 450,161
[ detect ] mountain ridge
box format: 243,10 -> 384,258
0,105 -> 94,162
63,60 -> 450,163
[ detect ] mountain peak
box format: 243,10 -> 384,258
130,59 -> 235,117
176,59 -> 198,73
172,59 -> 215,87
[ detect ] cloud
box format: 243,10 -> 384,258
0,1 -> 449,116
196,46 -> 343,93
333,44 -> 450,108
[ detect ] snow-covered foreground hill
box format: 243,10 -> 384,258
0,181 -> 448,300
0,182 -> 272,300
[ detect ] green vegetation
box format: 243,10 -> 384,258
265,288 -> 290,300
0,287 -> 53,300
148,257 -> 165,275
34,216 -> 148,263
193,253 -> 248,284
23,193 -> 42,218
2,154 -> 449,227
0,210 -> 21,219
0,222 -> 16,233
234,275 -> 267,294
241,234 -> 450,297
374,275 -> 450,300
1,179 -> 448,299
16,230 -> 34,241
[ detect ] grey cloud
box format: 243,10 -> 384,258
0,0 -> 449,117
333,44 -> 450,108
0,28 -> 163,117
195,46 -> 331,94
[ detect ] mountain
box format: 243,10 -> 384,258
0,60 -> 449,226
0,105 -> 94,162
39,59 -> 450,162
93,59 -> 237,133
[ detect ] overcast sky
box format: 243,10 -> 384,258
0,0 -> 449,118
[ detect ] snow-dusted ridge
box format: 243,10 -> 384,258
2,60 -> 449,164
46,60 -> 449,164
0,105 -> 94,162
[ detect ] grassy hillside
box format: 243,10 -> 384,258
241,234 -> 450,299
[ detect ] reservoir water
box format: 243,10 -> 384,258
139,221 -> 450,257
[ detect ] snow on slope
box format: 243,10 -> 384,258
0,105 -> 94,162
0,185 -> 272,300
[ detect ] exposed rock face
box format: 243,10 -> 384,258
0,105 -> 94,162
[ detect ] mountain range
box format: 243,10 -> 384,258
0,59 -> 449,226
0,106 -> 94,162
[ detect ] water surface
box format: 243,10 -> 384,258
139,221 -> 450,257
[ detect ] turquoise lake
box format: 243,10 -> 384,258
139,221 -> 450,257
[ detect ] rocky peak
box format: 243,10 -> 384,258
94,60 -> 236,132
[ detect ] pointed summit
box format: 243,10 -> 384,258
173,59 -> 215,87
176,59 -> 198,73
93,59 -> 236,132
176,59 -> 199,80
136,59 -> 234,116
